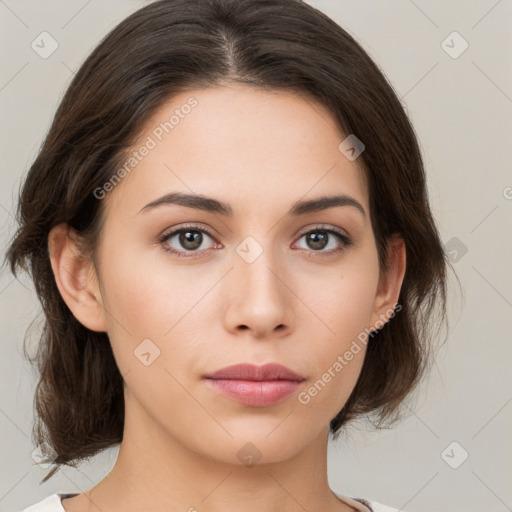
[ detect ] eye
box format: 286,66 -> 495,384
293,225 -> 353,256
158,224 -> 353,259
158,224 -> 219,258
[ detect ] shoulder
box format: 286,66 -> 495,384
14,493 -> 66,512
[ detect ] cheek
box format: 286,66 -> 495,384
297,292 -> 370,418
99,235 -> 185,333
301,252 -> 379,343
95,239 -> 168,369
97,241 -> 213,378
295,256 -> 379,409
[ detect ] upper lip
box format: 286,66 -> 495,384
204,363 -> 305,382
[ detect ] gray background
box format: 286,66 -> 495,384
1,1 -> 511,511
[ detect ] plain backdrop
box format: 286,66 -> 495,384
1,1 -> 511,511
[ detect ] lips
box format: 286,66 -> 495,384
204,363 -> 305,382
203,363 -> 305,407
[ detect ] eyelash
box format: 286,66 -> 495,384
158,223 -> 353,259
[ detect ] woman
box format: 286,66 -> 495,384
6,0 -> 450,510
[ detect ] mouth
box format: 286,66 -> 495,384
203,363 -> 305,407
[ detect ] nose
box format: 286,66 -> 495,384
222,247 -> 295,340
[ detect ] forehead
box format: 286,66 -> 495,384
104,84 -> 369,219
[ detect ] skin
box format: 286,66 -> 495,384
49,84 -> 406,512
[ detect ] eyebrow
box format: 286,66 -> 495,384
138,191 -> 366,218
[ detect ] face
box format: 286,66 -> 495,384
86,84 -> 393,465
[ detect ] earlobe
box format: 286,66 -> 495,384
48,222 -> 107,332
369,234 -> 406,331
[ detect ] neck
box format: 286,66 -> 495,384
74,391 -> 354,512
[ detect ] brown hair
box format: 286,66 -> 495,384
4,0 -> 454,483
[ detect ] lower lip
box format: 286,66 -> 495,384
204,378 -> 302,407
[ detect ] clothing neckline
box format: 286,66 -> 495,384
334,493 -> 373,512
57,492 -> 372,512
58,493 -> 78,511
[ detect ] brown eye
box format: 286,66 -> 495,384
175,229 -> 204,251
159,224 -> 217,258
304,231 -> 329,250
294,226 -> 353,256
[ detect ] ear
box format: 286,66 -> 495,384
48,222 -> 107,332
369,234 -> 406,332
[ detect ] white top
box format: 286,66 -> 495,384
16,492 -> 403,512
